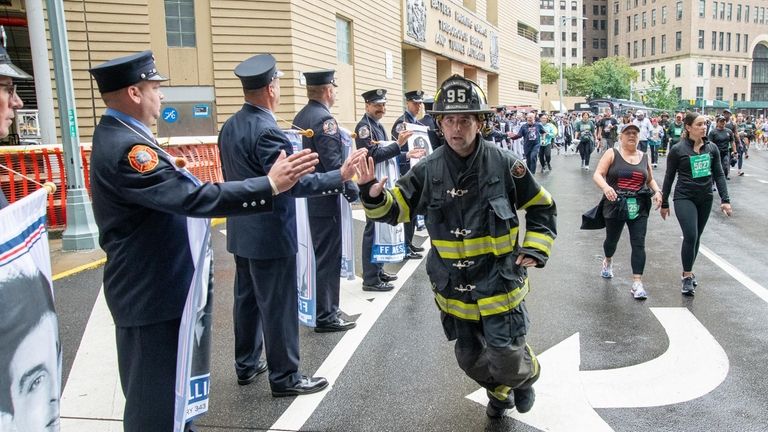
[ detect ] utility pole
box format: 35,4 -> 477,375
46,0 -> 99,250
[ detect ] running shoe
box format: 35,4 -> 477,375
739,171 -> 745,176
600,261 -> 613,278
631,281 -> 648,299
681,276 -> 695,296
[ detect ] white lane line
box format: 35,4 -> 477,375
699,244 -> 768,304
268,245 -> 430,432
757,179 -> 768,184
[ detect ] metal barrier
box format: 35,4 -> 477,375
0,137 -> 223,228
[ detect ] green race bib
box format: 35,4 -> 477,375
689,153 -> 711,178
626,197 -> 639,220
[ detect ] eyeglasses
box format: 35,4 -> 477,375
0,83 -> 16,97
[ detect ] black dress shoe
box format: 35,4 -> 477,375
237,360 -> 268,386
378,271 -> 398,282
314,318 -> 357,333
271,375 -> 329,397
410,245 -> 425,253
404,251 -> 423,260
362,281 -> 394,292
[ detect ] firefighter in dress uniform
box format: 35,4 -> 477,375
354,89 -> 413,292
88,51 -> 319,431
391,89 -> 428,260
292,69 -> 358,332
354,75 -> 557,418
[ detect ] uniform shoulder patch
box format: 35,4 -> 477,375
127,144 -> 159,173
358,125 -> 370,139
322,119 -> 338,135
511,159 -> 527,178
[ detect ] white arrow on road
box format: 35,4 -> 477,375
467,307 -> 729,431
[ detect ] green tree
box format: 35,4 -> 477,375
642,71 -> 679,111
588,57 -> 638,99
540,60 -> 559,84
564,65 -> 593,96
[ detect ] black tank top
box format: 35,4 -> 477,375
603,148 -> 650,218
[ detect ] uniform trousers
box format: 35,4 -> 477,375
362,219 -> 384,285
116,318 -> 194,432
309,215 -> 342,325
233,255 -> 301,391
403,214 -> 420,252
441,303 -> 539,406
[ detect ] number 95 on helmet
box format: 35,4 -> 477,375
428,74 -> 494,121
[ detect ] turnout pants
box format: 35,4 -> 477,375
441,303 -> 540,406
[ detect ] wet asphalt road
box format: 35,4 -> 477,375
55,147 -> 768,431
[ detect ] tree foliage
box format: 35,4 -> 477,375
642,71 -> 680,111
540,60 -> 559,84
588,57 -> 638,99
564,65 -> 593,97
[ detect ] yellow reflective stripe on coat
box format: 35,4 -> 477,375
526,344 -> 540,378
392,187 -> 411,224
363,190 -> 394,219
431,228 -> 519,259
522,231 -> 554,256
434,293 -> 481,321
476,279 -> 530,316
519,187 -> 553,210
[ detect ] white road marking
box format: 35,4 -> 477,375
467,308 -> 729,432
699,244 -> 768,304
268,245 -> 430,431
757,179 -> 768,184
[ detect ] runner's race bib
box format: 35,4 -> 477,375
626,197 -> 639,220
689,153 -> 711,178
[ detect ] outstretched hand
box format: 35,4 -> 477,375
396,130 -> 414,147
354,156 -> 387,198
268,149 -> 319,193
340,148 -> 369,181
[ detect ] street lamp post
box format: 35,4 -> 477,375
558,16 -> 566,115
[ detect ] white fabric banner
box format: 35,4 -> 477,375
405,123 -> 432,165
339,128 -> 356,280
0,189 -> 59,432
372,151 -> 405,263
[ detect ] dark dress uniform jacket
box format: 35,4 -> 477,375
219,103 -> 345,260
391,110 -> 422,175
292,100 -> 357,217
90,114 -> 274,327
355,113 -> 400,163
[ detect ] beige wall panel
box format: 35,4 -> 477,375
404,49 -> 423,91
168,49 -> 200,85
496,0 -> 539,107
420,50 -> 438,95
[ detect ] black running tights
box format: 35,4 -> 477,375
603,215 -> 648,275
673,197 -> 712,272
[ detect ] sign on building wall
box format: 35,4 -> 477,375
403,0 -> 500,71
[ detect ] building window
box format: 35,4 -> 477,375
572,32 -> 578,42
661,66 -> 666,75
719,2 -> 724,19
674,63 -> 681,77
743,65 -> 747,77
519,81 -> 539,93
571,47 -> 578,57
697,63 -> 704,76
593,4 -> 599,14
560,0 -> 566,9
627,16 -> 631,32
562,31 -> 567,42
518,23 -> 539,42
733,93 -> 738,102
736,33 -> 740,52
719,32 -> 724,51
651,67 -> 655,78
745,5 -> 749,22
634,14 -> 638,30
727,33 -> 731,51
651,36 -> 656,55
712,31 -> 717,50
661,34 -> 667,53
601,38 -> 607,49
541,47 -> 555,57
614,45 -> 619,55
676,31 -> 682,51
718,64 -> 723,77
726,64 -> 730,77
698,30 -> 705,49
652,9 -> 656,25
540,0 -> 554,8
737,4 -> 741,21
726,3 -> 732,20
336,17 -> 352,64
735,64 -> 739,77
614,19 -> 619,35
540,15 -> 555,25
696,86 -> 704,98
642,12 -> 647,28
571,0 -> 577,11
744,35 -> 748,53
164,0 -> 196,47
593,38 -> 600,49
601,19 -> 607,30
662,6 -> 667,23
711,64 -> 716,77
615,1 -> 619,14
541,31 -> 554,41
627,42 -> 631,57
712,1 -> 718,19
562,47 -> 567,57
676,1 -> 683,20
634,40 -> 638,58
642,69 -> 646,81
699,0 -> 706,17
601,5 -> 607,15
716,87 -> 723,100
742,93 -> 746,101
675,87 -> 682,100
